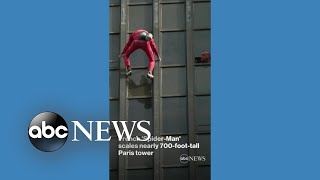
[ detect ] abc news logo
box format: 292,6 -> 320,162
28,112 -> 68,152
28,112 -> 151,152
180,154 -> 206,164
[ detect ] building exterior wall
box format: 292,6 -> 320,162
109,0 -> 211,179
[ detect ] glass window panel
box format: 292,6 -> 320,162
110,0 -> 120,4
110,34 -> 120,61
110,100 -> 119,120
161,97 -> 187,134
128,69 -> 153,97
161,3 -> 186,30
162,167 -> 189,180
193,30 -> 210,59
110,6 -> 120,33
161,31 -> 186,65
196,166 -> 210,180
128,5 -> 153,32
110,170 -> 118,180
193,2 -> 211,29
110,70 -> 119,98
110,138 -> 119,170
127,169 -> 153,180
194,95 -> 210,127
195,66 -> 210,95
161,67 -> 187,96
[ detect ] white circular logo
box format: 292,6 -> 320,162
180,154 -> 189,164
28,112 -> 68,152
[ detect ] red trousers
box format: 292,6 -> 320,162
123,41 -> 155,71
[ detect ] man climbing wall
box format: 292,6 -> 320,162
119,29 -> 161,79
